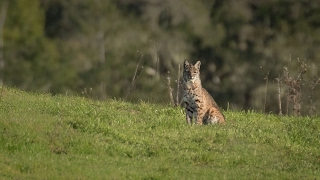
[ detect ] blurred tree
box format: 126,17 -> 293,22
2,0 -> 320,115
4,0 -> 75,92
0,0 -> 8,84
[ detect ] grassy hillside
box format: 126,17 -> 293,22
0,86 -> 319,179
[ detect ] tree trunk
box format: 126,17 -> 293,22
0,0 -> 8,84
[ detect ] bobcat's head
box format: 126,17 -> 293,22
183,60 -> 201,84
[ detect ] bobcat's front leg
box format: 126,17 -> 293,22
186,112 -> 193,124
195,111 -> 204,125
195,105 -> 205,125
185,105 -> 193,124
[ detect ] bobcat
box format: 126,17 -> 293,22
183,60 -> 225,125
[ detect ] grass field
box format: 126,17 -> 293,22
0,86 -> 319,179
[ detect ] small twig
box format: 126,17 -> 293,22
282,59 -> 307,116
125,52 -> 144,99
308,76 -> 320,115
286,95 -> 289,115
100,81 -> 106,100
151,41 -> 162,83
263,71 -> 270,113
227,102 -> 230,111
275,74 -> 282,116
132,52 -> 143,85
178,79 -> 184,106
166,71 -> 175,105
81,87 -> 93,98
314,78 -> 320,86
155,52 -> 160,82
0,83 -> 3,101
175,64 -> 180,106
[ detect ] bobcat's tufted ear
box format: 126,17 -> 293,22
195,61 -> 201,69
184,60 -> 189,69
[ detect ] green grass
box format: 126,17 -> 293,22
0,86 -> 319,179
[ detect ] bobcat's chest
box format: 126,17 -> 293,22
183,84 -> 203,109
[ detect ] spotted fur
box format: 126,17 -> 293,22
183,60 -> 225,125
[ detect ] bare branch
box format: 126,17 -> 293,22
282,59 -> 307,116
275,74 -> 282,116
125,52 -> 144,99
175,64 -> 180,106
166,71 -> 175,105
263,71 -> 270,113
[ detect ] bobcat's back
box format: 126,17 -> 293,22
183,60 -> 225,125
